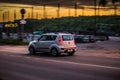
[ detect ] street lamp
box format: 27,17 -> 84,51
20,8 -> 26,40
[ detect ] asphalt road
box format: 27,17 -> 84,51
0,37 -> 120,80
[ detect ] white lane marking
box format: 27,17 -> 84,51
45,59 -> 120,70
1,53 -> 120,70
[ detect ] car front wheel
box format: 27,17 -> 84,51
29,47 -> 36,55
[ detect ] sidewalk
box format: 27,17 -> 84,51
76,37 -> 120,58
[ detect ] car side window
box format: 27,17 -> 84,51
38,35 -> 47,41
38,35 -> 56,41
46,35 -> 56,41
52,36 -> 57,40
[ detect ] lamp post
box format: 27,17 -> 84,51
20,8 -> 26,40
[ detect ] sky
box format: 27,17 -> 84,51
0,0 -> 120,22
0,0 -> 94,6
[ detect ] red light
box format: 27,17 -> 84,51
58,36 -> 63,45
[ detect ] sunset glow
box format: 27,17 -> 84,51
0,2 -> 120,22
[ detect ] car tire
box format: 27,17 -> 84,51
51,48 -> 59,57
29,47 -> 36,55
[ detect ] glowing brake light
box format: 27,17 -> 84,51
58,36 -> 63,45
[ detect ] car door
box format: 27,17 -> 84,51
36,35 -> 47,51
44,35 -> 56,51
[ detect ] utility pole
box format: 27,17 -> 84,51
68,8 -> 71,16
74,0 -> 78,32
14,9 -> 16,21
94,0 -> 97,27
43,4 -> 46,18
114,5 -> 117,16
75,1 -> 77,17
57,3 -> 60,18
2,12 -> 4,23
8,10 -> 10,21
94,0 -> 97,35
36,12 -> 39,19
31,7 -> 34,40
0,11 -> 4,39
28,13 -> 30,18
57,3 -> 60,32
31,7 -> 34,19
82,7 -> 84,17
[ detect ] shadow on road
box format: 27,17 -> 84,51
0,78 -> 3,80
22,52 -> 72,58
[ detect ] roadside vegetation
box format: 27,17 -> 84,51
21,16 -> 120,34
0,16 -> 120,44
0,39 -> 28,45
1,15 -> 120,35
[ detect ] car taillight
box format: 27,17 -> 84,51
58,36 -> 63,45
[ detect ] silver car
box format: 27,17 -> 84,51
28,33 -> 76,56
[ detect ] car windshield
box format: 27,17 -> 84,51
62,35 -> 73,41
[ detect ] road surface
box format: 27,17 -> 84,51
0,37 -> 120,80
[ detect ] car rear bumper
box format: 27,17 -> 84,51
59,47 -> 76,53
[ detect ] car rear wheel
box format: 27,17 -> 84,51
29,47 -> 36,55
51,48 -> 59,57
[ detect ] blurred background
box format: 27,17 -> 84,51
0,0 -> 120,42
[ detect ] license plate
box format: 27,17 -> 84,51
68,49 -> 73,52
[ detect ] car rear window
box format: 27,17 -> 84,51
62,35 -> 73,41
